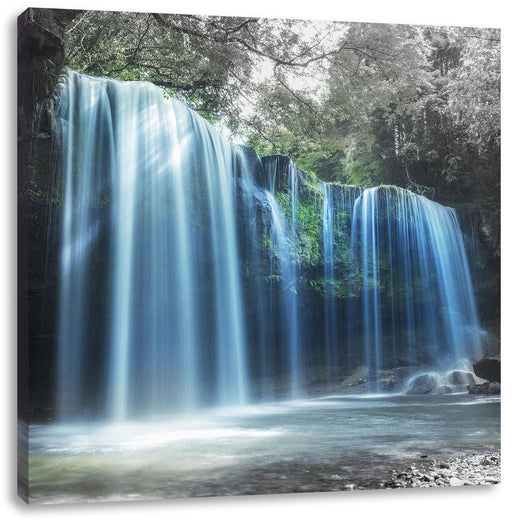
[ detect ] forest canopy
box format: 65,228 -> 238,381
62,10 -> 500,252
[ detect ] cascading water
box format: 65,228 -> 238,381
320,182 -> 362,383
56,71 -> 248,420
350,186 -> 485,389
54,71 -> 486,421
262,157 -> 303,397
321,183 -> 336,377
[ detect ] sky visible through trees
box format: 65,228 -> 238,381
63,11 -> 500,252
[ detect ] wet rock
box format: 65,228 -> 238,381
432,385 -> 453,395
446,370 -> 476,385
473,355 -> 501,382
406,374 -> 438,394
468,381 -> 500,394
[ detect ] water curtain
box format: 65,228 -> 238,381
55,71 -> 484,420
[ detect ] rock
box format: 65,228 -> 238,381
482,332 -> 500,356
487,381 -> 501,394
432,385 -> 453,394
481,455 -> 498,466
366,370 -> 379,382
381,452 -> 499,491
483,477 -> 499,484
467,381 -> 500,395
449,477 -> 465,487
406,374 -> 438,394
446,370 -> 476,385
473,355 -> 501,383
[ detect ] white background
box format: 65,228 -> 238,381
1,1 -> 508,521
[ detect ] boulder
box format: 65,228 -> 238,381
467,381 -> 500,395
473,355 -> 500,383
482,332 -> 500,356
446,370 -> 476,385
406,374 -> 438,394
432,385 -> 453,395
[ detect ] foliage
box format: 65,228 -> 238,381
61,12 -> 500,252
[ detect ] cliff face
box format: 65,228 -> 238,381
18,8 -> 81,422
18,8 -> 80,146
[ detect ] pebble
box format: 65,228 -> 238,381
383,452 -> 500,490
483,477 -> 499,484
449,477 -> 465,487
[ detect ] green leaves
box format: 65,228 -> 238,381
63,15 -> 499,251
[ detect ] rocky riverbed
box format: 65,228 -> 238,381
382,452 -> 500,489
26,451 -> 502,503
148,451 -> 502,498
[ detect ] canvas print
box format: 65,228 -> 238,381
17,8 -> 500,504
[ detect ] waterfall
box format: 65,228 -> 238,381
350,186 -> 485,389
262,157 -> 303,397
320,183 -> 362,383
321,183 -> 336,378
56,71 -> 248,420
54,71 -> 485,420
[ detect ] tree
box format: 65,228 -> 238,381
64,12 -> 347,127
62,12 -> 500,249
